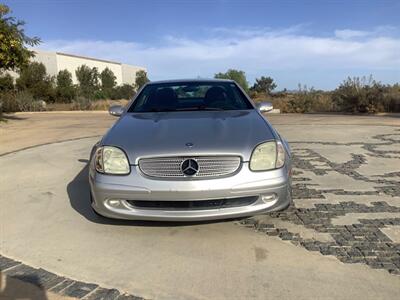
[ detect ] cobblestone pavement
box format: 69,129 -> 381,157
240,129 -> 400,275
0,255 -> 144,299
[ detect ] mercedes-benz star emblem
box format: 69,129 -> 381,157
181,159 -> 199,176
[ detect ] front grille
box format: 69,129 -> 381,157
138,156 -> 241,178
126,196 -> 258,211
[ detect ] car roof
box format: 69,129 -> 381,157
147,78 -> 235,85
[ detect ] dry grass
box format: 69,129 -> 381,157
46,99 -> 130,111
252,92 -> 335,113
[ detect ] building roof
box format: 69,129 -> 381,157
148,78 -> 235,84
56,52 -> 122,65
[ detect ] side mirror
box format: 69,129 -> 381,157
109,105 -> 125,117
256,101 -> 273,113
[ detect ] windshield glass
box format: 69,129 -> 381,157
128,81 -> 253,112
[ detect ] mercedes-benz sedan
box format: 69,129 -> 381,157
89,79 -> 292,221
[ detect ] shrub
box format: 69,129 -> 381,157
15,90 -> 46,111
93,89 -> 107,100
332,76 -> 386,113
382,84 -> 400,112
71,96 -> 92,110
1,91 -> 45,113
260,88 -> 334,113
286,85 -> 317,113
0,91 -> 18,112
0,73 -> 14,91
111,84 -> 135,100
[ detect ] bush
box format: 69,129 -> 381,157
15,91 -> 46,111
71,96 -> 92,110
111,84 -> 135,100
93,89 -> 107,100
332,76 -> 386,113
0,91 -> 18,112
382,84 -> 400,112
256,87 -> 335,113
0,91 -> 46,113
286,85 -> 317,113
0,73 -> 14,91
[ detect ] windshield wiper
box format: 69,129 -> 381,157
175,106 -> 225,111
149,108 -> 176,112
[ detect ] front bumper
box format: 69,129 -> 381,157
89,162 -> 291,221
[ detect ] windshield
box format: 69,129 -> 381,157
128,81 -> 253,112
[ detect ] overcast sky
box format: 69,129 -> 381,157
5,0 -> 400,90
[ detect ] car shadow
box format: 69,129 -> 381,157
67,161 -> 239,227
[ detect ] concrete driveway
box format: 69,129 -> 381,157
1,112 -> 400,300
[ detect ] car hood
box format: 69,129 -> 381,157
102,110 -> 275,163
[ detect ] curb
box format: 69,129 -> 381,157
0,255 -> 144,300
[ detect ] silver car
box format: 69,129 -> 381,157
89,79 -> 292,221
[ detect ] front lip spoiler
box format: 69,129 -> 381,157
91,196 -> 290,221
90,184 -> 291,221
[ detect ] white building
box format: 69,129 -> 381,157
10,49 -> 146,85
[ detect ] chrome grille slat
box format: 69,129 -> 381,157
139,156 -> 241,178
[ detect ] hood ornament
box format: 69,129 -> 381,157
185,142 -> 194,148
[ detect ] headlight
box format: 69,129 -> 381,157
250,140 -> 285,171
94,146 -> 130,175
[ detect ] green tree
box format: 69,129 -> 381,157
134,70 -> 149,91
112,84 -> 135,100
0,4 -> 40,71
56,69 -> 75,102
0,73 -> 14,91
100,67 -> 116,98
75,65 -> 99,98
214,69 -> 249,92
16,62 -> 55,101
251,76 -> 277,95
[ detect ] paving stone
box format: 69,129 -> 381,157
84,287 -> 120,300
115,294 -> 144,300
239,132 -> 400,276
0,255 -> 21,271
0,255 -> 144,299
34,268 -> 66,289
50,279 -> 76,293
62,281 -> 99,298
4,264 -> 37,278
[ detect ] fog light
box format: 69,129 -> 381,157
107,199 -> 121,208
261,194 -> 277,203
